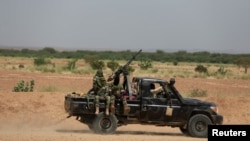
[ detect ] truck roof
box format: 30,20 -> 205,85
132,77 -> 167,83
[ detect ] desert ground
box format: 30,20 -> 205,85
0,59 -> 250,141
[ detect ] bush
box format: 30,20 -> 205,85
34,58 -> 51,66
107,60 -> 119,71
173,61 -> 178,66
195,65 -> 207,73
90,60 -> 105,70
18,64 -> 25,69
217,66 -> 227,75
67,59 -> 78,70
13,80 -> 35,92
125,65 -> 135,73
138,59 -> 152,70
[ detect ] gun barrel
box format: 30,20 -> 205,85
124,49 -> 142,66
112,49 -> 142,85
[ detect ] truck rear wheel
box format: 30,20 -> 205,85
188,114 -> 212,138
92,112 -> 118,134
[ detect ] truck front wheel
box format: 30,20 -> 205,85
92,112 -> 118,134
188,114 -> 212,138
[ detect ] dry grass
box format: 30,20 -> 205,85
0,57 -> 249,80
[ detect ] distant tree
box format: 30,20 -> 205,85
195,65 -> 208,73
42,47 -> 57,54
34,58 -> 49,66
173,61 -> 178,66
107,60 -> 119,71
90,60 -> 105,70
21,48 -> 31,53
236,57 -> 250,73
156,50 -> 165,54
138,58 -> 152,70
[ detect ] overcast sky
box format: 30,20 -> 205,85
0,0 -> 250,54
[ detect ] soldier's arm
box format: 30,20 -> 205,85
150,87 -> 163,94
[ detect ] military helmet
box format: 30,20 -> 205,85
96,69 -> 103,77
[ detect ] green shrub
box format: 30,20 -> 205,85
173,61 -> 178,66
107,60 -> 119,71
125,65 -> 135,73
217,66 -> 227,75
138,59 -> 152,70
195,65 -> 208,73
18,64 -> 25,69
90,60 -> 105,70
13,80 -> 35,92
34,58 -> 51,66
67,59 -> 78,70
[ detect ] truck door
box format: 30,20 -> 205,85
140,81 -> 167,121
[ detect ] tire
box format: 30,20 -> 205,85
92,112 -> 118,134
188,114 -> 212,138
179,126 -> 190,136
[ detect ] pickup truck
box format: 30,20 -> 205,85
64,49 -> 223,138
64,75 -> 223,138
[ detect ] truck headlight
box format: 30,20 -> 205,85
210,106 -> 219,114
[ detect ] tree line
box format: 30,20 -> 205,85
0,47 -> 250,64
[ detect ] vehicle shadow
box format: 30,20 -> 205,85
56,129 -> 185,137
115,130 -> 183,137
56,129 -> 93,134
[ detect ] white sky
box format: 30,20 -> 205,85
0,0 -> 250,53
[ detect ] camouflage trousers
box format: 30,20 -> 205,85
95,95 -> 115,107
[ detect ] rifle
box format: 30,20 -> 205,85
108,49 -> 142,86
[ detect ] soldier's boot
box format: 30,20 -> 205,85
95,106 -> 99,114
105,106 -> 109,115
110,103 -> 115,114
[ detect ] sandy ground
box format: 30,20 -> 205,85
0,69 -> 250,141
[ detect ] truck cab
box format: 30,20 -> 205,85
116,76 -> 223,137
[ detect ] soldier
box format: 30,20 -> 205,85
105,76 -> 122,114
88,69 -> 106,94
132,82 -> 139,96
95,85 -> 111,115
108,84 -> 123,114
150,83 -> 163,98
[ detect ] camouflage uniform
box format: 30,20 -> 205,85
108,84 -> 124,114
89,70 -> 106,94
95,85 -> 111,115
